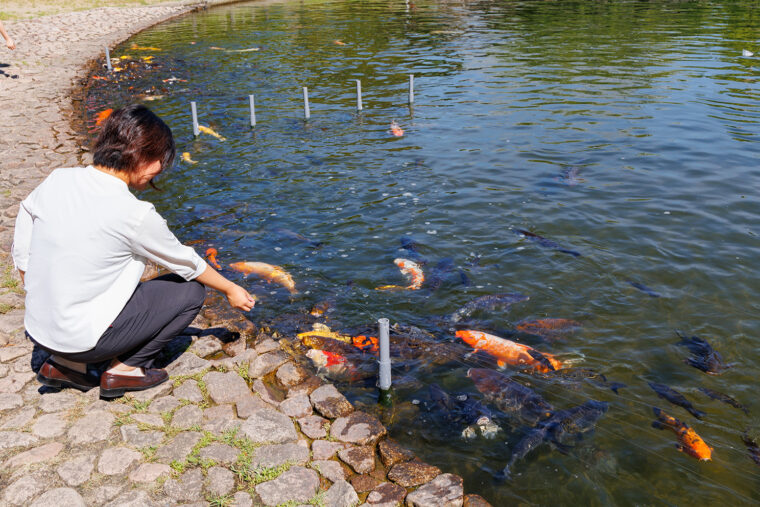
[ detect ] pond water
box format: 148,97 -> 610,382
84,0 -> 760,503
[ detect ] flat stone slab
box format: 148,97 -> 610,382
103,490 -> 155,507
338,446 -> 376,474
280,394 -> 312,418
312,439 -> 349,460
0,371 -> 35,393
30,487 -> 86,507
0,430 -> 38,451
0,392 -> 23,411
254,466 -> 319,506
388,461 -> 441,488
206,466 -> 235,496
325,480 -> 360,507
252,442 -> 310,469
171,404 -> 203,429
378,439 -> 415,468
1,407 -> 35,429
67,410 -> 114,444
3,472 -> 51,506
240,408 -> 298,444
236,393 -> 269,418
0,345 -> 28,362
310,384 -> 353,419
249,350 -> 290,378
173,379 -> 204,402
463,494 -> 493,507
120,424 -> 164,448
405,473 -> 464,507
164,468 -> 203,502
350,474 -> 380,493
129,463 -> 171,483
56,454 -> 96,486
32,412 -> 68,438
37,390 -> 79,412
131,413 -> 164,427
298,414 -> 329,439
276,361 -> 308,387
367,481 -> 407,505
232,491 -> 253,507
127,380 -> 172,402
204,371 -> 250,404
156,431 -> 203,463
4,441 -> 63,469
202,404 -> 240,435
330,411 -> 386,445
191,336 -> 222,357
97,447 -> 142,475
254,338 -> 281,354
311,459 -> 345,483
252,378 -> 281,405
166,352 -> 210,376
147,395 -> 180,414
199,443 -> 240,465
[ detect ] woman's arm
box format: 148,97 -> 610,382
195,263 -> 255,311
0,20 -> 15,50
12,200 -> 34,278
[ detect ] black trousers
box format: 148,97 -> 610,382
30,274 -> 206,369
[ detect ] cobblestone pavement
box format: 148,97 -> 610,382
0,3 -> 493,506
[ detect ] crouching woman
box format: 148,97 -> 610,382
11,104 -> 254,398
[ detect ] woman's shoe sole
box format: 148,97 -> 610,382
99,375 -> 169,399
36,372 -> 94,392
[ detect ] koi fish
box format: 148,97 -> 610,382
648,382 -> 705,419
334,40 -> 346,45
467,368 -> 554,426
141,56 -> 154,62
140,95 -> 165,102
742,49 -> 754,57
205,248 -> 221,270
741,433 -> 760,466
651,407 -> 712,461
182,152 -> 197,164
119,55 -> 132,60
229,261 -> 296,294
375,258 -> 424,291
299,334 -> 357,356
352,335 -> 379,353
162,76 -> 187,84
309,300 -> 332,317
429,384 -> 500,439
514,229 -> 581,257
627,280 -> 661,298
297,323 -> 352,344
199,125 -> 226,141
698,387 -> 749,415
457,330 -> 562,373
540,368 -> 626,394
209,46 -> 225,50
560,166 -> 584,186
131,43 -> 161,51
676,331 -> 728,375
92,75 -> 108,81
450,293 -> 529,323
389,121 -> 404,137
516,318 -> 582,339
95,108 -> 113,126
399,236 -> 427,264
226,47 -> 260,52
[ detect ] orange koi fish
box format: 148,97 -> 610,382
297,323 -> 352,344
310,300 -> 332,317
229,261 -> 296,294
652,407 -> 712,461
131,43 -> 161,51
456,330 -> 562,373
95,108 -> 113,126
389,121 -> 404,137
376,258 -> 424,291
205,248 -> 221,270
352,335 -> 379,353
91,75 -> 108,80
334,40 -> 346,45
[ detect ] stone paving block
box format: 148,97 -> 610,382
404,473 -> 463,507
37,390 -> 78,412
127,379 -> 172,401
147,395 -> 180,414
97,446 -> 142,475
191,336 -> 222,357
204,370 -> 250,404
249,350 -> 290,378
0,371 -> 35,393
254,337 -> 280,354
128,462 -> 171,483
463,494 -> 493,507
330,411 -> 386,445
131,412 -> 164,427
4,441 -> 63,469
120,424 -> 164,448
103,489 -> 155,507
387,461 -> 441,488
338,445 -> 376,474
0,430 -> 38,451
240,408 -> 298,444
310,384 -> 353,419
366,482 -> 407,505
0,345 -> 27,362
232,491 -> 253,507
29,487 -> 86,507
298,414 -> 329,439
312,439 -> 349,460
198,442 -> 240,465
378,439 -> 415,468
0,392 -> 23,412
67,410 -> 114,444
205,466 -> 236,496
280,394 -> 313,418
324,479 -> 360,507
173,379 -> 204,402
311,459 -> 345,483
171,403 -> 203,429
252,442 -> 310,469
56,453 -> 96,486
1,406 -> 35,429
31,412 -> 68,438
202,403 -> 240,435
164,468 -> 203,501
276,361 -> 308,387
2,472 -> 51,505
166,351 -> 210,376
252,378 -> 281,405
236,392 -> 270,418
155,431 -> 203,463
254,466 -> 319,506
350,474 -> 380,493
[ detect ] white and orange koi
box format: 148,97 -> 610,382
198,125 -> 226,141
229,261 -> 296,294
456,330 -> 562,373
375,258 -> 424,291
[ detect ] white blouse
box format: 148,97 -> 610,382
12,166 -> 206,353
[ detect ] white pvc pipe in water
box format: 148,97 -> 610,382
378,317 -> 391,390
190,101 -> 199,137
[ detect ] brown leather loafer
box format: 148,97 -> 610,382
37,359 -> 100,392
99,368 -> 169,398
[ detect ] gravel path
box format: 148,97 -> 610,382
0,2 -> 492,505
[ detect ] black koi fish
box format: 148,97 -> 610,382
648,382 -> 705,419
450,293 -> 529,323
467,368 -> 553,426
675,331 -> 728,375
741,433 -> 760,466
514,229 -> 581,257
698,387 -> 749,415
627,281 -> 661,298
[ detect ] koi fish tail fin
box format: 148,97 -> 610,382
651,420 -> 667,431
690,408 -> 707,419
608,382 -> 626,394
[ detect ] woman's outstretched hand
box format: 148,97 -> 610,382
226,284 -> 256,312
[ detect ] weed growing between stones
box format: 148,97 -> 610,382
237,362 -> 251,382
139,444 -> 158,462
0,303 -> 13,314
130,399 -> 151,412
206,493 -> 234,507
277,490 -> 328,507
1,263 -> 22,293
113,413 -> 134,427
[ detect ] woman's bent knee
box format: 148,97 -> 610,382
187,280 -> 206,308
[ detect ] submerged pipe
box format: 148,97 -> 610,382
249,94 -> 256,127
303,86 -> 311,120
408,74 -> 414,104
378,317 -> 391,390
190,101 -> 199,137
105,47 -> 113,72
356,79 -> 363,111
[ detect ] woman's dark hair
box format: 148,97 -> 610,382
93,104 -> 175,175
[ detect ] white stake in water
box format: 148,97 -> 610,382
105,47 -> 113,72
190,101 -> 199,137
378,318 -> 391,390
356,79 -> 363,111
408,74 -> 414,104
303,86 -> 311,120
249,94 -> 256,127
